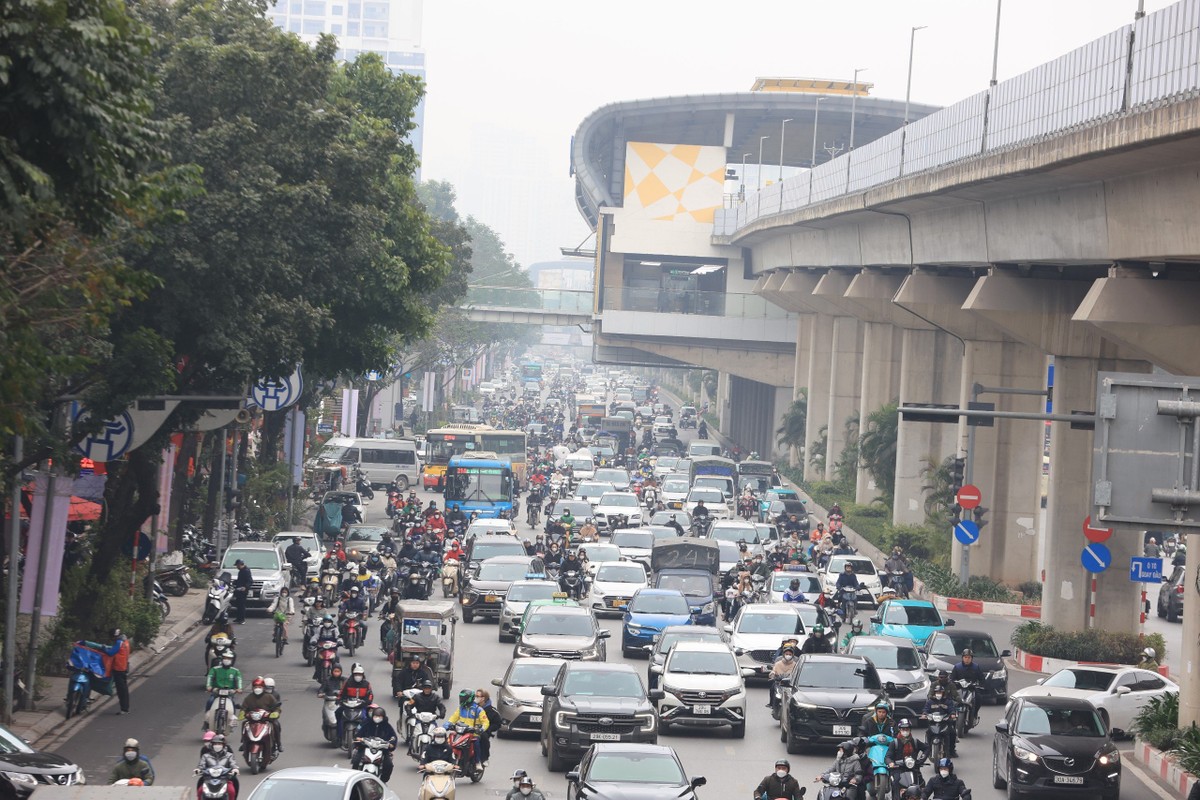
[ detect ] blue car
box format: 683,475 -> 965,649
621,588 -> 693,658
868,599 -> 954,647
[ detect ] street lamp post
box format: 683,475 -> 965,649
904,26 -> 927,125
758,135 -> 769,190
778,118 -> 793,183
991,0 -> 1003,85
810,98 -> 825,168
849,67 -> 867,149
740,152 -> 751,200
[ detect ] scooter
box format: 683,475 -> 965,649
355,475 -> 375,501
817,771 -> 856,800
441,559 -> 459,597
318,693 -> 339,743
861,733 -> 895,800
560,570 -> 586,601
352,736 -> 391,777
338,697 -> 367,752
240,708 -> 276,774
203,578 -> 231,625
65,643 -> 105,720
417,759 -> 460,800
955,680 -> 979,737
156,564 -> 192,597
340,611 -> 364,656
206,689 -> 237,736
206,637 -> 237,671
447,723 -> 484,783
314,640 -> 340,685
923,712 -> 953,763
197,764 -> 237,800
889,755 -> 925,800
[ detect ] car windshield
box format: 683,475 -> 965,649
250,777 -> 381,800
324,492 -> 359,505
718,541 -> 741,562
940,635 -> 1000,658
567,459 -> 594,471
656,575 -> 710,598
688,489 -> 723,502
558,502 -> 592,517
596,564 -> 646,583
1042,669 -> 1117,692
851,644 -> 921,670
471,541 -> 526,561
524,612 -> 594,636
668,650 -> 738,675
611,531 -> 655,549
693,477 -> 729,492
477,561 -> 532,581
829,557 -> 877,575
795,662 -> 880,690
508,661 -> 563,687
221,549 -> 280,570
710,525 -> 761,544
600,493 -> 638,508
581,545 -> 621,562
658,630 -> 724,653
1015,705 -> 1106,737
657,458 -> 679,470
793,604 -> 827,629
0,725 -> 33,754
587,752 -> 684,783
345,526 -> 388,543
651,511 -> 691,527
772,574 -> 818,592
507,584 -> 558,602
663,480 -> 689,493
883,605 -> 943,626
577,482 -> 614,497
631,593 -> 691,615
595,469 -> 630,485
738,611 -> 804,634
561,670 -> 645,697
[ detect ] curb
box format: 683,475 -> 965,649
1011,647 -> 1172,679
1135,739 -> 1198,797
928,593 -> 1042,619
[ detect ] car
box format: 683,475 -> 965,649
499,579 -> 561,643
705,520 -> 768,556
343,525 -> 390,562
653,419 -> 675,440
540,662 -> 661,771
621,589 -> 695,658
649,510 -> 691,529
271,531 -> 320,580
321,490 -> 364,519
587,561 -> 650,616
244,765 -> 399,800
716,540 -> 742,574
758,489 -> 802,521
644,625 -> 728,690
922,629 -> 1011,704
565,455 -> 596,482
1010,665 -> 1179,734
1157,561 -> 1186,621
592,492 -> 644,532
0,722 -> 85,797
465,518 -> 518,539
992,695 -> 1122,800
515,604 -> 610,661
575,481 -> 617,506
218,541 -> 288,609
820,554 -> 884,605
659,478 -> 690,510
609,528 -> 663,566
868,599 -> 955,647
516,597 -> 582,636
780,653 -> 887,750
687,442 -> 722,458
763,498 -> 810,528
843,635 -> 931,721
653,457 -> 680,479
463,532 -> 527,572
576,542 -> 623,575
724,603 -> 809,680
653,641 -> 751,736
550,500 -> 594,536
692,475 -> 735,503
767,569 -> 824,604
460,555 -> 542,623
594,468 -> 632,491
685,487 -> 729,520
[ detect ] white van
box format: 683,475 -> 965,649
312,437 -> 422,490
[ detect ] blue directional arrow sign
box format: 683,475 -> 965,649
1080,543 -> 1112,573
1129,557 -> 1164,583
953,519 -> 980,545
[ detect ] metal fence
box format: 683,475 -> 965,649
715,0 -> 1200,239
607,287 -> 794,319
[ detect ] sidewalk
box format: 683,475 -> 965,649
10,588 -> 206,746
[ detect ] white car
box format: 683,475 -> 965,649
706,520 -> 768,557
565,455 -> 596,482
653,418 -> 675,439
321,490 -> 364,519
653,457 -> 680,479
660,478 -> 690,511
592,492 -> 644,532
652,641 -> 751,737
587,561 -> 649,616
1011,666 -> 1179,733
609,528 -> 671,566
716,540 -> 742,574
577,543 -> 623,579
593,468 -> 631,491
819,554 -> 884,605
686,487 -> 729,520
271,531 -> 320,579
723,603 -> 809,680
466,518 -> 518,539
768,569 -> 823,603
574,481 -> 616,506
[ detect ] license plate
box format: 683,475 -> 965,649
692,704 -> 712,715
485,594 -> 498,603
1053,777 -> 1084,785
610,599 -> 627,608
528,715 -> 542,723
833,725 -> 852,736
590,733 -> 621,741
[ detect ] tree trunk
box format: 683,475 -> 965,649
260,410 -> 286,466
203,431 -> 225,539
358,384 -> 380,437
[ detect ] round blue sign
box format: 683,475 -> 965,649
1080,543 -> 1112,573
953,519 -> 980,545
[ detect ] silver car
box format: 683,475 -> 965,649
843,635 -> 931,721
490,657 -> 567,736
499,579 -> 561,643
514,605 -> 609,661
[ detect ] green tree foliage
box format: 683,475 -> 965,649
857,401 -> 899,500
921,455 -> 958,529
775,391 -> 807,449
832,412 -> 859,487
808,425 -> 827,472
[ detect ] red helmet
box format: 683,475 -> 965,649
252,677 -> 266,689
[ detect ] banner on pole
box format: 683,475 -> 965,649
20,474 -> 72,616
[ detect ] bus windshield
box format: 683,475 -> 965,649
446,466 -> 512,504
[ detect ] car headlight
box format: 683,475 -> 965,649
1097,748 -> 1120,766
554,711 -> 576,728
987,668 -> 1007,681
635,713 -> 657,731
2,772 -> 38,787
579,646 -> 599,658
910,677 -> 931,691
502,695 -> 521,708
791,699 -> 819,709
700,602 -> 715,615
1013,744 -> 1040,764
626,622 -> 644,631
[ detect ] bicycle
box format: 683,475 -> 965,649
273,614 -> 287,658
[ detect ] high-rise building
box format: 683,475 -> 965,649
268,0 -> 426,177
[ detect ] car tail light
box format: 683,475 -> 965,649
1177,585 -> 1185,595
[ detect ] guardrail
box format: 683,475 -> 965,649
715,0 -> 1200,237
463,286 -> 593,314
606,287 -> 795,319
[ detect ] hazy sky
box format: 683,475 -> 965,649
420,0 -> 1174,270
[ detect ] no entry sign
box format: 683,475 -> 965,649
956,484 -> 982,510
1083,514 -> 1113,543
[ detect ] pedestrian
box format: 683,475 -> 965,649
104,628 -> 131,714
232,559 -> 252,624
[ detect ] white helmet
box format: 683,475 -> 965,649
1143,647 -> 1156,659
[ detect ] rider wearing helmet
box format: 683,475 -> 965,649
1139,646 -> 1161,671
753,758 -> 803,800
886,718 -> 927,766
781,578 -> 807,603
768,646 -> 800,710
840,618 -> 865,649
339,663 -> 375,703
949,648 -> 984,714
419,725 -> 455,767
353,705 -> 398,781
506,774 -> 546,800
110,738 -> 155,785
922,683 -> 959,757
801,624 -> 833,654
204,654 -> 242,715
393,654 -> 436,699
816,741 -> 863,800
859,700 -> 897,738
240,676 -> 283,753
406,678 -> 447,719
447,689 -> 490,734
922,758 -> 967,800
195,734 -> 239,795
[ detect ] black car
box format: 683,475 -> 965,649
992,695 -> 1121,800
0,723 -> 85,796
566,743 -> 705,800
923,629 -> 1011,704
460,555 -> 541,623
1156,562 -> 1185,622
540,662 -> 661,771
780,653 -> 886,751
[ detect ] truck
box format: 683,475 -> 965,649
577,402 -> 607,431
649,539 -> 720,626
600,415 -> 634,452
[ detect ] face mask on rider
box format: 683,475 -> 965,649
222,659 -> 233,667
783,654 -> 794,661
372,715 -> 384,724
253,687 -> 264,695
775,770 -> 788,779
212,745 -> 224,755
939,769 -> 950,778
519,789 -> 532,797
124,751 -> 138,762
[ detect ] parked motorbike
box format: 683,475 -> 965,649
65,642 -> 107,720
203,578 -> 232,625
197,764 -> 237,800
417,759 -> 460,800
240,708 -> 276,774
446,723 -> 484,783
355,475 -> 375,501
153,579 -> 171,619
156,564 -> 192,597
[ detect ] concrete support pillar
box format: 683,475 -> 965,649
1182,531 -> 1200,725
826,317 -> 863,482
790,316 -> 813,467
857,322 -> 903,503
716,371 -> 731,434
805,313 -> 834,482
893,330 -> 961,524
772,386 -> 792,462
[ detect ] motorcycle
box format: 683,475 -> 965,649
955,680 -> 979,737
352,736 -> 391,778
320,568 -> 341,605
355,475 -> 375,501
560,570 -> 586,601
401,689 -> 440,757
301,617 -> 319,664
153,579 -> 171,619
883,571 -> 910,599
737,496 -> 757,520
405,564 -> 431,601
889,754 -> 925,800
206,688 -> 238,736
816,771 -> 857,800
698,426 -> 709,440
446,723 -> 484,783
340,611 -> 364,656
441,559 -> 459,598
156,564 -> 192,597
861,733 -> 895,800
338,697 -> 367,752
240,708 -> 276,774
197,764 -> 237,800
924,712 -> 953,763
65,642 -> 107,719
314,639 -> 340,685
418,759 -> 460,800
202,578 -> 231,625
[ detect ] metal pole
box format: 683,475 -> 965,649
778,119 -> 792,183
286,408 -> 297,527
758,136 -> 768,190
904,26 -> 926,125
810,99 -> 823,168
850,68 -> 866,149
740,153 -> 750,201
1135,0 -> 1145,19
899,407 -> 1097,424
215,428 -> 227,554
990,0 -> 1003,86
23,468 -> 56,711
4,435 -> 22,721
959,385 -> 979,583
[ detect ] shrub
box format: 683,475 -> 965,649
1132,693 -> 1183,750
1017,581 -> 1042,603
1010,621 -> 1166,665
1172,724 -> 1200,776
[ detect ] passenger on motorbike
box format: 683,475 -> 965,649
887,719 -> 927,770
859,701 -> 897,739
393,656 -> 435,699
447,689 -> 489,764
352,706 -> 398,781
801,624 -> 833,654
194,734 -> 239,798
419,727 -> 455,767
781,578 -> 807,603
240,677 -> 283,754
767,646 -> 799,710
814,741 -> 864,800
921,686 -> 958,757
920,758 -> 967,800
507,776 -> 546,800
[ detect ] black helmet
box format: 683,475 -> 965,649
838,740 -> 857,754
961,648 -> 974,657
421,679 -> 434,689
774,759 -> 790,769
789,579 -> 800,590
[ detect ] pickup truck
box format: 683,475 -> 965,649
649,540 -> 719,626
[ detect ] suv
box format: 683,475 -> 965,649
540,662 -> 661,771
592,493 -> 643,532
218,542 -> 288,610
463,533 -> 527,572
779,653 -> 886,751
843,635 -> 930,721
1157,561 -> 1185,622
653,641 -> 750,737
460,555 -> 540,623
515,605 -> 609,661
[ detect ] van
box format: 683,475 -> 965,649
311,436 -> 422,491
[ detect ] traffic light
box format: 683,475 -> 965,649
950,503 -> 963,526
973,506 -> 988,530
949,456 -> 966,494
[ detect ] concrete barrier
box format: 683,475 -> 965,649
1134,739 -> 1198,797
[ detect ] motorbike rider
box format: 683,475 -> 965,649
240,676 -> 283,754
426,511 -> 447,538
423,501 -> 439,520
506,775 -> 546,800
859,700 -> 897,739
697,419 -> 708,438
665,514 -> 685,537
752,758 -> 802,800
949,649 -> 984,719
444,538 -> 466,563
195,733 -> 239,798
692,499 -> 710,523
921,684 -> 959,757
887,718 -> 928,772
447,688 -> 489,733
558,550 -> 586,594
577,518 -> 599,543
352,705 -> 398,781
284,537 -> 311,584
840,618 -> 865,649
814,740 -> 863,800
405,679 -> 447,722
418,726 -> 455,767
266,586 -> 295,643
883,546 -> 913,596
336,663 -> 375,739
110,738 -> 155,785
393,655 -> 435,700
339,585 -> 369,645
801,624 -> 833,654
920,758 -> 967,800
341,498 -> 363,530
1139,646 -> 1161,671
834,563 -> 862,605
446,503 -> 467,527
317,664 -> 346,701
204,655 -> 242,717
767,645 -> 799,710
781,578 -> 807,603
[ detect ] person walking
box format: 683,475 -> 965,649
104,628 -> 132,714
232,559 -> 252,624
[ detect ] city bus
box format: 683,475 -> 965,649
444,453 -> 515,519
520,362 -> 543,382
422,425 -> 528,490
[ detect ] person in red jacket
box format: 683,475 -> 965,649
103,629 -> 131,714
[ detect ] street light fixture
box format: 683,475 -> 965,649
849,67 -> 867,150
810,98 -> 826,169
740,152 -> 751,200
758,135 -> 769,190
778,119 -> 793,183
904,26 -> 927,125
991,0 -> 1003,86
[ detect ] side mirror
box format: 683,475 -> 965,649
490,678 -> 502,687
1035,678 -> 1045,685
540,685 -> 558,697
741,668 -> 756,677
650,665 -> 663,674
723,624 -> 734,633
994,720 -> 1009,734
869,616 -> 881,624
648,689 -> 665,702
1001,649 -> 1012,657
598,630 -> 611,639
690,777 -> 707,789
566,771 -> 580,783
1115,685 -> 1132,695
945,618 -> 956,627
